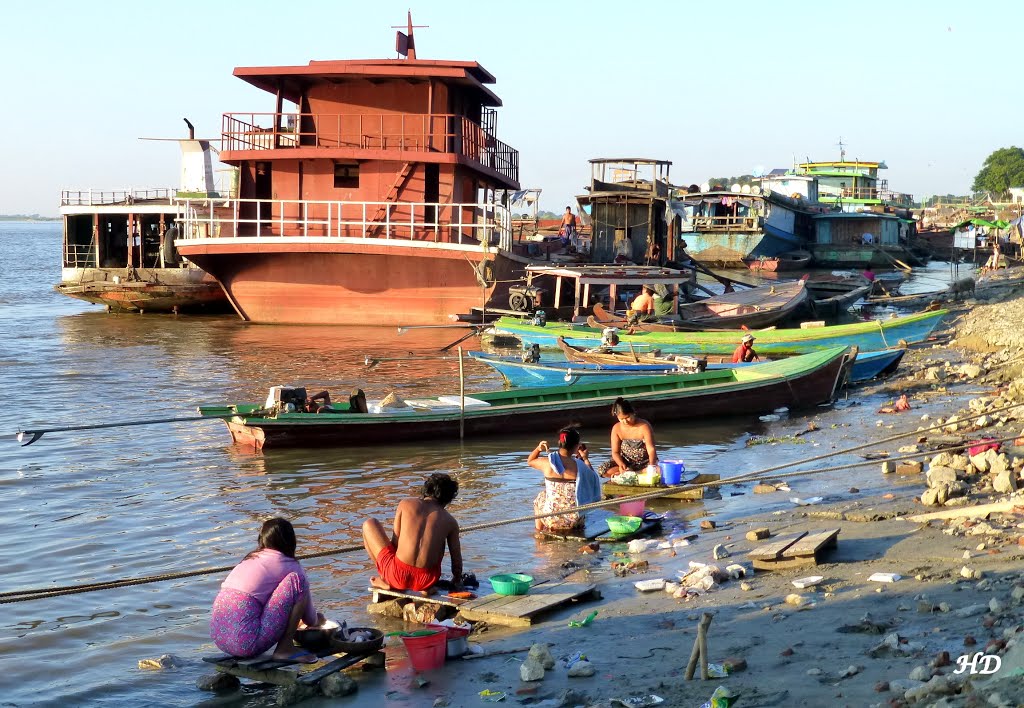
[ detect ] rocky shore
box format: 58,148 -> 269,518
196,278 -> 1024,707
386,285 -> 1024,708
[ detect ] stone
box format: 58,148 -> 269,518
904,675 -> 956,703
921,487 -> 942,506
909,665 -> 932,681
528,643 -> 555,670
433,698 -> 450,708
953,603 -> 987,618
933,651 -> 951,668
961,364 -> 984,379
556,689 -> 589,708
897,461 -> 923,475
888,679 -> 924,693
780,647 -> 794,656
740,581 -> 752,592
520,658 -> 545,682
366,599 -> 406,618
722,657 -> 747,673
874,681 -> 889,692
806,668 -> 822,676
785,593 -> 805,606
713,544 -> 730,559
196,672 -> 240,692
990,597 -> 1005,614
278,683 -> 318,706
882,461 -> 896,474
746,527 -> 770,541
839,665 -> 860,678
701,520 -> 716,530
994,470 -> 1018,494
567,660 -> 595,678
927,466 -> 959,488
320,673 -> 357,697
938,602 -> 951,613
1012,586 -> 1024,603
753,483 -> 777,494
964,635 -> 977,646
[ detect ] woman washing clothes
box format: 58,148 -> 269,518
210,518 -> 326,664
598,397 -> 658,478
527,426 -> 602,532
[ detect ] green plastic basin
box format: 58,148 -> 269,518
489,573 -> 533,595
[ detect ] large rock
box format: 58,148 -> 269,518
520,657 -> 545,682
568,660 -> 596,677
927,466 -> 959,488
994,470 -> 1018,494
960,364 -> 985,379
904,675 -> 956,704
528,643 -> 555,670
971,449 -> 999,474
196,672 -> 240,692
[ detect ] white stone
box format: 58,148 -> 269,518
953,603 -> 987,617
994,470 -> 1018,494
567,660 -> 595,678
520,658 -> 545,682
908,665 -> 931,681
527,643 -> 555,670
990,597 -> 1005,614
927,466 -> 958,488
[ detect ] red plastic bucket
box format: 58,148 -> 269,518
400,628 -> 448,671
618,499 -> 646,517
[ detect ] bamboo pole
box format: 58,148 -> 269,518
458,347 -> 466,440
684,612 -> 713,679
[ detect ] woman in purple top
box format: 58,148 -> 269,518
210,518 -> 325,663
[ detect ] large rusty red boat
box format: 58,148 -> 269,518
175,21 -> 525,325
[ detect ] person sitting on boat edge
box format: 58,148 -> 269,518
210,518 -> 326,664
304,390 -> 335,413
862,263 -> 876,282
598,397 -> 659,478
630,286 -> 656,317
732,333 -> 759,363
361,473 -> 463,594
528,427 -> 602,533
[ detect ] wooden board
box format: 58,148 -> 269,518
458,578 -> 598,627
369,587 -> 473,607
602,473 -> 720,500
201,649 -> 381,687
748,528 -> 840,570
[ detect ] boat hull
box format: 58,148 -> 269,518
684,226 -> 802,266
178,239 -> 524,325
56,267 -> 228,313
472,347 -> 903,387
493,309 -> 946,355
205,347 -> 852,449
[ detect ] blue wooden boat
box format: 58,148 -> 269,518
469,346 -> 905,387
490,309 -> 946,356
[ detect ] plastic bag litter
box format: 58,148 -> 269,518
610,696 -> 664,707
479,689 -> 506,702
698,686 -> 738,708
790,496 -> 823,506
706,663 -> 728,678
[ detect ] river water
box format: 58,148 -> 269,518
0,222 -> 973,706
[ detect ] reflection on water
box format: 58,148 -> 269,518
0,222 -> 967,706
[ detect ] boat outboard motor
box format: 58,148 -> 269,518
521,343 -> 541,363
530,309 -> 547,327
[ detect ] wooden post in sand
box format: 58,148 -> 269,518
458,346 -> 466,440
685,612 -> 714,680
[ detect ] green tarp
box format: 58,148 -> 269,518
949,218 -> 1010,232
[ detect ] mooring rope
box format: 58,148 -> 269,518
4,399 -> 1022,604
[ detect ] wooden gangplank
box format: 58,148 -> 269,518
747,528 -> 840,571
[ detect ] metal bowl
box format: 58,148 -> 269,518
329,627 -> 385,655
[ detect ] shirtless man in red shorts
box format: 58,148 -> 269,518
361,473 -> 463,593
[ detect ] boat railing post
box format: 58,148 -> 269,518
385,202 -> 391,239
410,202 -> 414,240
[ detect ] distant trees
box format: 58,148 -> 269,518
972,147 -> 1024,196
704,174 -> 756,190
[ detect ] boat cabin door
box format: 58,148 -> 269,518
255,162 -> 272,233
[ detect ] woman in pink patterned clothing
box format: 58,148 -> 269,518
210,518 -> 325,663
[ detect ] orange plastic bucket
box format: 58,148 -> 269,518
400,628 -> 448,671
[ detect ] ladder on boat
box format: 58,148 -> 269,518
365,163 -> 414,237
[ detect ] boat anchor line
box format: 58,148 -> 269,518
5,402 -> 1023,604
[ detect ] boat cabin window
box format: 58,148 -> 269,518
334,162 -> 360,189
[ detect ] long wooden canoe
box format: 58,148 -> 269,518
199,346 -> 854,450
491,308 -> 946,356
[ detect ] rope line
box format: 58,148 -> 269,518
4,399 -> 1021,604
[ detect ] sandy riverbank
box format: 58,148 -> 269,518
196,281 -> 1024,707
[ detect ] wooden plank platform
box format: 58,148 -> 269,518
748,528 -> 840,571
370,577 -> 598,628
602,473 -> 720,501
459,578 -> 598,627
202,649 -> 382,687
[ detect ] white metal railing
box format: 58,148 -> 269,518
61,188 -> 176,206
63,242 -> 97,268
174,198 -> 513,251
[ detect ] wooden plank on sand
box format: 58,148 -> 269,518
746,531 -> 807,560
750,529 -> 839,570
459,580 -> 598,627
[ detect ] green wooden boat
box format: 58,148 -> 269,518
198,346 -> 853,450
491,308 -> 946,355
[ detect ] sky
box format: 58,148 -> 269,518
2,0 -> 1022,216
